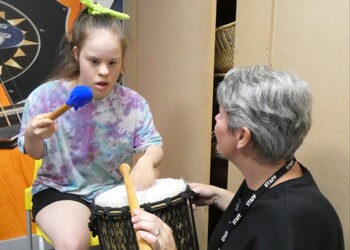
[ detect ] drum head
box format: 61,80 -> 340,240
94,178 -> 187,208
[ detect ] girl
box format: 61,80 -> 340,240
18,3 -> 163,250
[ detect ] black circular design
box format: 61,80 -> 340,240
0,1 -> 40,83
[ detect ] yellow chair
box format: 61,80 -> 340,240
25,159 -> 99,250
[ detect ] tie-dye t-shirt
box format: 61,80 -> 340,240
18,80 -> 163,202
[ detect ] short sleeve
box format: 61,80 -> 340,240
133,101 -> 162,152
17,94 -> 35,154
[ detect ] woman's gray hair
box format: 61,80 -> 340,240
217,65 -> 312,164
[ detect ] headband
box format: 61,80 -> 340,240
80,0 -> 130,20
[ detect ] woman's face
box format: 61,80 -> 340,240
73,29 -> 123,100
214,106 -> 236,159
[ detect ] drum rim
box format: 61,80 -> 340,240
90,186 -> 193,216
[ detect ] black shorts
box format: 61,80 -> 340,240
32,188 -> 90,222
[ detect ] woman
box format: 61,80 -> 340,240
132,65 -> 344,250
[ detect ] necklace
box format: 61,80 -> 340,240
216,157 -> 296,250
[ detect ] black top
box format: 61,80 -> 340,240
208,165 -> 344,250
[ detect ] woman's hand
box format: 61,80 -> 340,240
132,209 -> 177,250
189,183 -> 234,211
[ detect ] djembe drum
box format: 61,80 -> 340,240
89,178 -> 199,250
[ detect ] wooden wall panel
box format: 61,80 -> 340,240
0,149 -> 34,240
232,0 -> 349,248
272,1 -> 349,248
234,0 -> 275,66
124,1 -> 216,248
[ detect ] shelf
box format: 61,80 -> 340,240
214,72 -> 227,77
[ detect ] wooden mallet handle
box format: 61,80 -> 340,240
47,104 -> 72,120
119,163 -> 152,250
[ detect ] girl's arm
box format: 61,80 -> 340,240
130,145 -> 164,190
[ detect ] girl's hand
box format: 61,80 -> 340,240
24,113 -> 57,159
25,113 -> 57,140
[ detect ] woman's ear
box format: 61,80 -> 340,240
236,127 -> 251,149
72,46 -> 79,61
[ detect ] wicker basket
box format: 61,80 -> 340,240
214,22 -> 236,73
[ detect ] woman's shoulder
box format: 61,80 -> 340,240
260,167 -> 340,221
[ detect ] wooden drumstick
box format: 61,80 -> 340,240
47,85 -> 93,120
119,163 -> 152,250
47,104 -> 71,120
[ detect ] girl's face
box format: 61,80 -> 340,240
214,106 -> 236,159
73,29 -> 123,100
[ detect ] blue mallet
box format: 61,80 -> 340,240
47,85 -> 93,120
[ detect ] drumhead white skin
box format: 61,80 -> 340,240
94,178 -> 187,208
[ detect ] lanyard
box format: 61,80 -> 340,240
217,157 -> 296,250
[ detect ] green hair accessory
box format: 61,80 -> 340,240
80,0 -> 130,20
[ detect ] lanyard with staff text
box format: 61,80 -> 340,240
217,157 -> 296,250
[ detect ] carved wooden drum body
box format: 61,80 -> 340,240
89,178 -> 199,250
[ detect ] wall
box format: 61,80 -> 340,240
0,149 -> 34,240
229,0 -> 349,249
124,1 -> 216,249
0,0 -> 83,241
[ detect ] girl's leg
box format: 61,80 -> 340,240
35,200 -> 91,250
